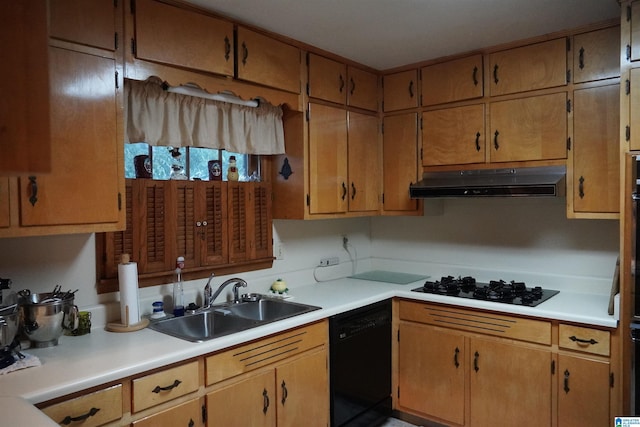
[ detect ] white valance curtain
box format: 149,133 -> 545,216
124,77 -> 285,154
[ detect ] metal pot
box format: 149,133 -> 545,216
0,304 -> 19,350
19,292 -> 78,348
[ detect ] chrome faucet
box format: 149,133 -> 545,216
204,276 -> 248,307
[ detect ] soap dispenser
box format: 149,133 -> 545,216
173,257 -> 185,317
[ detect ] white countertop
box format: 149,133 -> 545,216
0,276 -> 616,412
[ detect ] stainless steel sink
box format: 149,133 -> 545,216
148,295 -> 320,342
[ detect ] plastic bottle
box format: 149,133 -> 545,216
173,257 -> 185,317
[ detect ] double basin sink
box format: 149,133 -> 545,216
148,295 -> 321,342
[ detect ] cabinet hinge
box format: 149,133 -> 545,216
131,38 -> 137,55
627,125 -> 632,142
115,70 -> 119,89
397,329 -> 400,342
419,116 -> 423,130
306,82 -> 310,96
306,105 -> 310,122
628,44 -> 632,62
420,147 -> 423,161
566,137 -> 571,151
566,99 -> 571,113
627,79 -> 632,96
381,122 -> 384,134
566,69 -> 571,83
566,37 -> 571,52
114,0 -> 118,8
306,194 -> 310,206
202,404 -> 207,423
397,385 -> 400,399
305,51 -> 310,66
382,193 -> 385,204
628,5 -> 632,22
610,372 -> 614,388
130,0 -> 136,14
114,32 -> 118,51
551,360 -> 555,375
118,192 -> 122,211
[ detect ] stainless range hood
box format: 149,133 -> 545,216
409,166 -> 566,198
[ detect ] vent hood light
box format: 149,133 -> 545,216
409,166 -> 566,198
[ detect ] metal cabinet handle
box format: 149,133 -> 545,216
242,42 -> 248,65
29,176 -> 38,206
563,369 -> 570,393
188,419 -> 195,427
262,388 -> 270,414
152,379 -> 182,393
473,351 -> 479,372
224,36 -> 231,61
578,177 -> 585,199
472,66 -> 478,86
454,347 -> 460,368
61,407 -> 100,425
493,64 -> 499,84
350,77 -> 356,95
493,130 -> 500,150
569,335 -> 597,345
351,182 -> 356,200
281,380 -> 288,405
339,74 -> 345,93
341,182 -> 347,200
475,132 -> 481,152
578,47 -> 585,70
408,80 -> 414,98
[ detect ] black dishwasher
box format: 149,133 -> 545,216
329,299 -> 392,427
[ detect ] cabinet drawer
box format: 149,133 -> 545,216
40,384 -> 122,427
399,300 -> 551,345
559,324 -> 610,356
132,361 -> 200,412
132,398 -> 204,427
206,320 -> 327,385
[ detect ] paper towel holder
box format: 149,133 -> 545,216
106,254 -> 150,333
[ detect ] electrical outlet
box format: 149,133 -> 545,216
319,256 -> 339,267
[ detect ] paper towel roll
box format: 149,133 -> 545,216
118,258 -> 140,326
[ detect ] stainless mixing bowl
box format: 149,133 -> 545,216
19,292 -> 78,348
0,304 -> 19,350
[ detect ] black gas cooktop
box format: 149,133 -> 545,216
411,275 -> 559,307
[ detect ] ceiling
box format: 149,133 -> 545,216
185,0 -> 621,71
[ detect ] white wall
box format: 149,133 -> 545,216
0,197 -> 619,315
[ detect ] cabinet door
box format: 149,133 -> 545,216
469,338 -> 552,426
0,179 -> 9,228
489,92 -> 567,162
276,349 -> 329,427
631,1 -> 640,62
0,1 -> 50,175
348,66 -> 378,111
489,38 -> 567,96
383,70 -> 419,111
134,0 -> 234,77
572,84 -> 620,214
348,112 -> 380,212
422,104 -> 485,166
19,47 -> 121,227
228,182 -> 273,262
133,398 -> 204,427
398,323 -> 465,425
236,27 -> 301,93
382,113 -> 419,212
630,68 -> 640,150
573,26 -> 620,83
308,103 -> 348,214
557,355 -> 610,427
49,0 -> 117,51
421,54 -> 484,106
200,182 -> 229,266
207,370 -> 276,427
308,54 -> 346,104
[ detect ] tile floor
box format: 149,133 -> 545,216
380,418 -> 422,427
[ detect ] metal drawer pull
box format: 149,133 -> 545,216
473,351 -> 479,372
61,407 -> 100,425
454,347 -> 460,368
569,335 -> 598,345
262,388 -> 270,414
578,176 -> 585,199
29,176 -> 38,206
152,379 -> 182,393
563,369 -> 570,393
351,182 -> 356,200
493,64 -> 499,84
339,74 -> 345,93
281,380 -> 288,405
472,66 -> 478,86
493,130 -> 500,150
408,80 -> 414,98
475,132 -> 481,152
341,182 -> 347,200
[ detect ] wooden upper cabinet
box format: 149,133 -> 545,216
308,53 -> 346,104
572,84 -> 620,215
308,103 -> 348,214
347,67 -> 378,111
631,1 -> 640,62
422,104 -> 486,166
133,0 -> 234,77
228,181 -> 272,263
573,26 -> 620,83
236,27 -> 301,93
489,38 -> 567,96
382,113 -> 419,212
0,1 -> 50,175
489,92 -> 567,163
49,0 -> 117,51
421,54 -> 484,106
18,46 -> 122,228
383,70 -> 419,111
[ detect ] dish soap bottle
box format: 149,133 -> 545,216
173,256 -> 185,317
